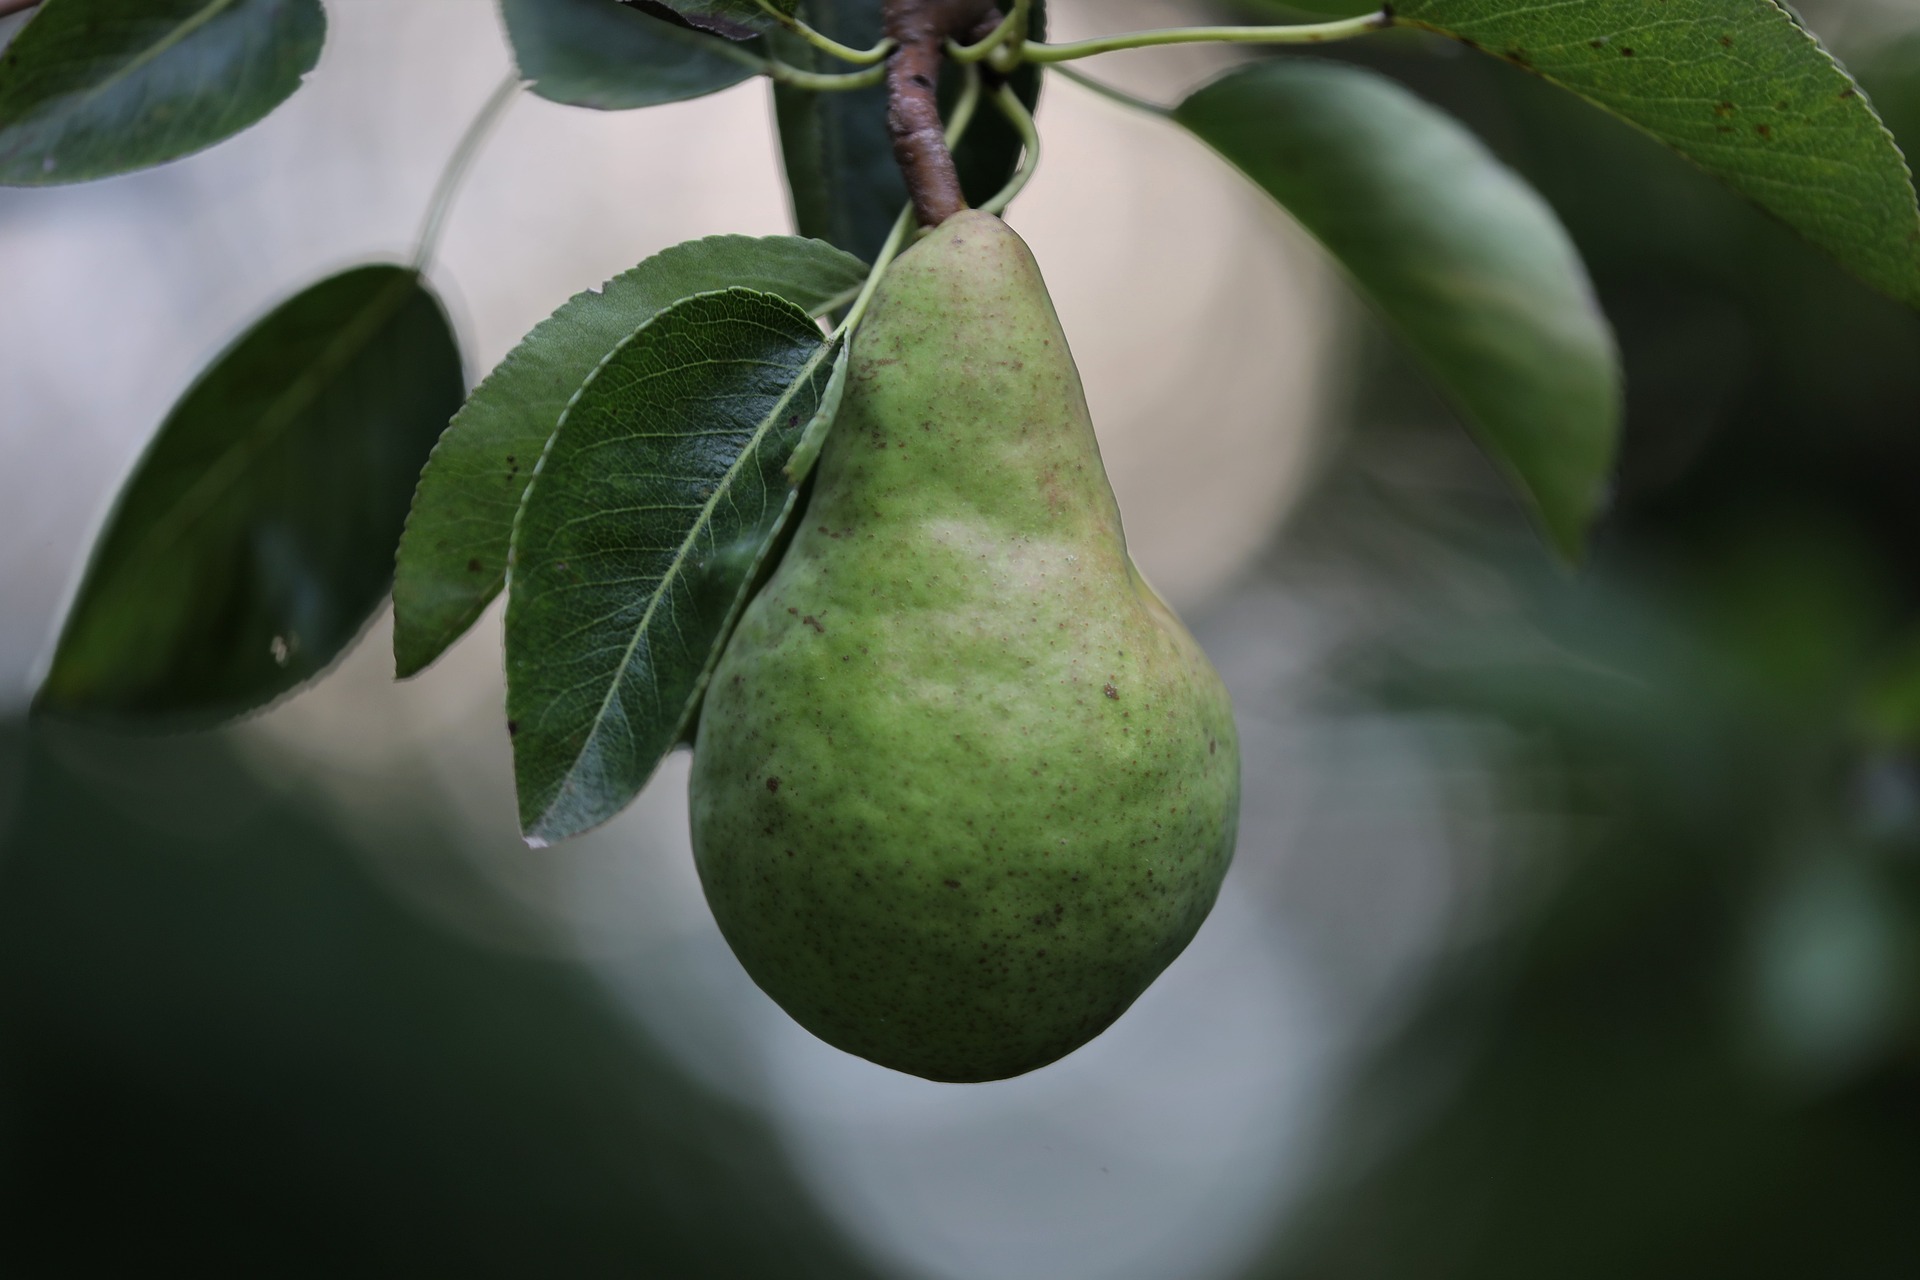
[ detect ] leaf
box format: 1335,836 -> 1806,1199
505,289 -> 840,845
0,0 -> 325,186
772,0 -> 1045,261
37,266 -> 464,724
628,0 -> 793,39
1176,58 -> 1621,559
394,235 -> 866,678
1392,0 -> 1920,308
498,0 -> 758,110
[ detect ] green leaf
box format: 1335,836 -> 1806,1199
0,0 -> 325,186
772,0 -> 1044,260
38,266 -> 464,724
1392,0 -> 1920,308
1176,59 -> 1620,559
634,0 -> 794,38
505,289 -> 840,845
394,235 -> 865,679
498,0 -> 758,110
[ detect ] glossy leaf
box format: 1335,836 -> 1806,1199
38,266 -> 464,723
505,289 -> 840,844
1177,59 -> 1620,559
0,0 -> 325,186
772,0 -> 1044,261
631,0 -> 793,38
1393,0 -> 1920,307
499,0 -> 757,110
394,235 -> 865,678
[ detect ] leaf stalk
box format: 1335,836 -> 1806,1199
413,73 -> 521,273
768,59 -> 890,90
1048,63 -> 1171,119
754,0 -> 897,63
978,81 -> 1038,215
946,0 -> 1024,64
1015,11 -> 1392,65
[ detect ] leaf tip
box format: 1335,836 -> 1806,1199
391,621 -> 436,682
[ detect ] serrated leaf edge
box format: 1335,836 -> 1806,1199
1399,0 -> 1920,308
392,234 -> 863,678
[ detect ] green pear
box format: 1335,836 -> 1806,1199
688,210 -> 1240,1082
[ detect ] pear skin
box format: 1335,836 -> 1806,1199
688,211 -> 1240,1082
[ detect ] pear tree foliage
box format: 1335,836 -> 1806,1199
10,0 -> 1917,844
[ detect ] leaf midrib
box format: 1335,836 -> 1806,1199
36,0 -> 244,121
530,324 -> 836,835
123,270 -> 418,577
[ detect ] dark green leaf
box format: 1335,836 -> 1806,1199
1176,59 -> 1620,559
505,289 -> 839,844
38,266 -> 464,724
394,235 -> 865,679
1392,0 -> 1920,307
632,0 -> 793,38
499,0 -> 758,110
0,0 -> 325,186
773,0 -> 1044,260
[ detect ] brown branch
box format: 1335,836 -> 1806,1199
0,0 -> 44,18
884,0 -> 994,228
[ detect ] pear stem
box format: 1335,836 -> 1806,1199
837,65 -> 982,339
885,0 -> 997,227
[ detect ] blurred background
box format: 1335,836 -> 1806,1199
4,0 -> 1920,1275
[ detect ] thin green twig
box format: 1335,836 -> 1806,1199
413,73 -> 521,273
837,206 -> 918,338
943,58 -> 985,148
755,0 -> 896,63
1007,0 -> 1032,61
947,0 -> 1020,63
692,28 -> 883,88
1020,11 -> 1390,63
769,59 -> 890,91
1048,62 -> 1171,119
977,81 -> 1038,215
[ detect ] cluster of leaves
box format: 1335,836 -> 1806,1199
5,0 -> 1916,845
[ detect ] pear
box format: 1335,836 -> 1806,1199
687,210 -> 1240,1082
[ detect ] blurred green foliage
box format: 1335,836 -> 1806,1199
1235,11 -> 1920,1277
0,721 -> 881,1278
